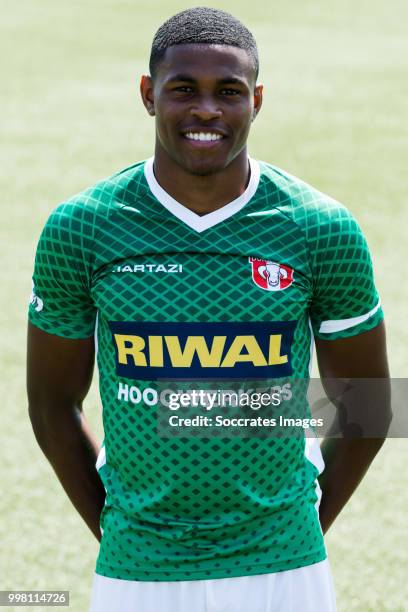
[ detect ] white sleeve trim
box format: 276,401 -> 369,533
96,446 -> 106,471
318,299 -> 381,334
94,311 -> 99,356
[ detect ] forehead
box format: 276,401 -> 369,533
156,44 -> 255,83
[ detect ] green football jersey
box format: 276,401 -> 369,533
29,158 -> 383,581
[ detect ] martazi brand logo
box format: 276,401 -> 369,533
109,321 -> 296,380
112,262 -> 182,274
249,257 -> 294,291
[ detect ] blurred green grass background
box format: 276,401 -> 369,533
1,1 -> 407,610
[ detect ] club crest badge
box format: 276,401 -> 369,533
249,257 -> 294,291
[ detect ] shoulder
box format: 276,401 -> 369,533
257,160 -> 363,245
43,160 -> 148,239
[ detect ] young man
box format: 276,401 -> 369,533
27,7 -> 389,612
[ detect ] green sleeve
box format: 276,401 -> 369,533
29,201 -> 97,338
309,205 -> 383,340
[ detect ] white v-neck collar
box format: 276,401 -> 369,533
144,157 -> 260,233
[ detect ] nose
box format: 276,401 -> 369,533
190,94 -> 222,121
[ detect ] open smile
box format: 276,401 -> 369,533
181,130 -> 227,148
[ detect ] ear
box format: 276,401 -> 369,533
140,75 -> 155,116
252,83 -> 263,121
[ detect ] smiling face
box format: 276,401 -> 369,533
141,44 -> 263,176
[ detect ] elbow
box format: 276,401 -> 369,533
28,401 -> 51,454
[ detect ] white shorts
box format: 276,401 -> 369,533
89,559 -> 336,612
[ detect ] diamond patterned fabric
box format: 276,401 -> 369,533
29,160 -> 382,580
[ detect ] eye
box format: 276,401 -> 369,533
220,88 -> 240,96
173,86 -> 194,93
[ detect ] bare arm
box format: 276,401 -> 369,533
27,321 -> 106,541
315,321 -> 391,534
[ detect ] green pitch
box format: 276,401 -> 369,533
1,0 -> 407,610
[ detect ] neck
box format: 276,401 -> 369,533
152,148 -> 250,215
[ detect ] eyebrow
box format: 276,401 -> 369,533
166,74 -> 247,86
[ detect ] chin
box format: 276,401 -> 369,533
187,167 -> 219,177
180,156 -> 227,177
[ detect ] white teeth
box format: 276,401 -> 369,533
185,132 -> 223,142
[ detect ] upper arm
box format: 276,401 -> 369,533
308,205 -> 390,431
315,322 -> 391,437
27,322 -> 95,410
315,320 -> 389,379
27,202 -> 97,412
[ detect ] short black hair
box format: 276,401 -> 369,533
149,7 -> 259,80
